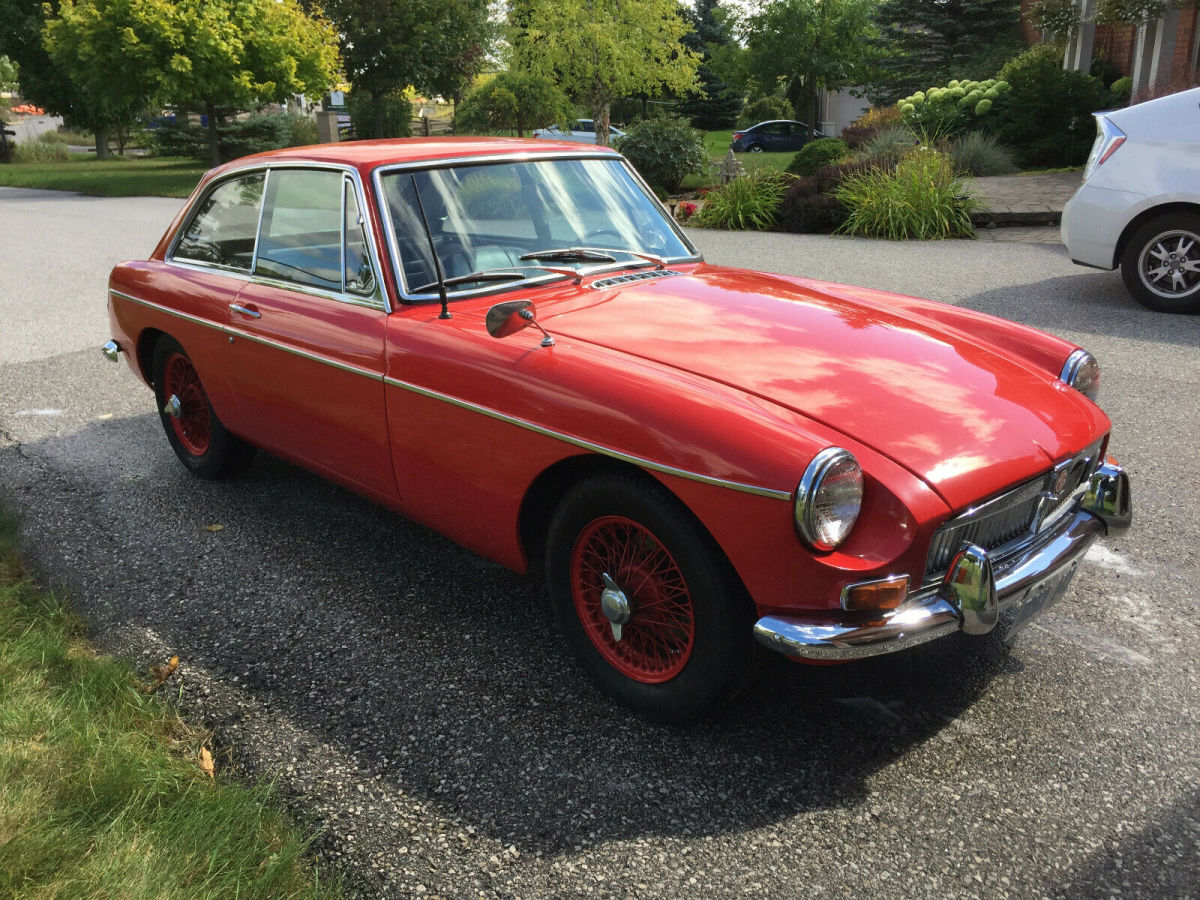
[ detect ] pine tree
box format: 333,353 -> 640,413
678,0 -> 742,130
872,0 -> 1024,102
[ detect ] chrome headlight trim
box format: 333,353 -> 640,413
795,447 -> 863,552
1061,349 -> 1100,401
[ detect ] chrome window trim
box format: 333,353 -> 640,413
166,160 -> 390,312
109,287 -> 383,382
381,374 -> 792,501
370,152 -> 703,305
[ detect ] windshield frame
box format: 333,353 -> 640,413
370,150 -> 703,306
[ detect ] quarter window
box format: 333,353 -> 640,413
254,169 -> 343,292
174,173 -> 264,270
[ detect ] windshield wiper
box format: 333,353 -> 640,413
409,270 -> 528,294
519,247 -> 617,263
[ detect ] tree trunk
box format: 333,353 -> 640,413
205,101 -> 220,167
94,126 -> 110,160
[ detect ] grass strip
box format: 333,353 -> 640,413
0,156 -> 206,198
0,507 -> 339,899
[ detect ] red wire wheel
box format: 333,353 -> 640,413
161,351 -> 212,457
569,515 -> 696,683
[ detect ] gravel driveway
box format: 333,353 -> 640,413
1,187 -> 1198,897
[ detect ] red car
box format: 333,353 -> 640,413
104,139 -> 1131,720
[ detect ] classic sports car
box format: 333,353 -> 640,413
104,138 -> 1131,721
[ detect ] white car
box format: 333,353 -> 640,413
532,119 -> 625,144
1061,87 -> 1200,313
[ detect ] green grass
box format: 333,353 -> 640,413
0,506 -> 339,899
0,156 -> 206,198
679,129 -> 794,191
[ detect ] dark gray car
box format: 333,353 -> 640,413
730,120 -> 822,153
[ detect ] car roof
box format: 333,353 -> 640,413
205,137 -> 618,181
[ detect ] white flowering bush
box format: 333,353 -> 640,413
897,79 -> 1011,137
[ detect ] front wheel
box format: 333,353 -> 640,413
1120,212 -> 1200,313
747,143 -> 764,153
545,474 -> 754,722
152,336 -> 255,479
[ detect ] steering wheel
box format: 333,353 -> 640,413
584,228 -> 624,246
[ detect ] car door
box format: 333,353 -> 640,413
222,167 -> 397,501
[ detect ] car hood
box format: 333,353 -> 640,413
542,267 -> 1105,510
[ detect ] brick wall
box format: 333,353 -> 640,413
1171,7 -> 1199,83
1019,0 -> 1044,45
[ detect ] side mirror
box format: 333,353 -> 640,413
485,299 -> 555,347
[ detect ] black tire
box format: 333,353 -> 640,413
152,336 -> 256,479
545,474 -> 755,722
1120,211 -> 1200,313
747,143 -> 765,153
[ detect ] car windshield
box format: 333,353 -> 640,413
378,156 -> 697,299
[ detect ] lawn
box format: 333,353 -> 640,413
679,129 -> 796,191
0,155 -> 206,198
0,506 -> 339,898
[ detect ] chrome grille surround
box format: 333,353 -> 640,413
589,269 -> 682,290
924,439 -> 1105,581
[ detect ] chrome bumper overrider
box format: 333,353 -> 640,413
755,461 -> 1132,661
101,340 -> 122,362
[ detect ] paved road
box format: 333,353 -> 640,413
1,187 -> 1198,897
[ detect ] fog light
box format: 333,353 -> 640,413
840,575 -> 909,612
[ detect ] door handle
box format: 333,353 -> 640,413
229,303 -> 261,319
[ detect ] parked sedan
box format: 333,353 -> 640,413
104,137 -> 1131,721
532,119 -> 624,144
730,120 -> 822,153
1062,87 -> 1200,313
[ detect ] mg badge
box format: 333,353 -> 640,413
1053,467 -> 1071,496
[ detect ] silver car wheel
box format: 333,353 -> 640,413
1138,228 -> 1200,300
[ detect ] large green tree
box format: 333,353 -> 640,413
323,0 -> 492,138
871,0 -> 1023,102
508,0 -> 700,146
742,0 -> 876,130
678,0 -> 743,130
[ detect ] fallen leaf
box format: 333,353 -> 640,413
144,655 -> 179,692
97,413 -> 113,420
198,746 -> 215,778
203,524 -> 225,533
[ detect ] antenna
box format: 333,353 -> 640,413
410,174 -> 451,319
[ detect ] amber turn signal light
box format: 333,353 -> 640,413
840,576 -> 909,612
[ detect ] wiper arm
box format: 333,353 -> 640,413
409,270 -> 528,294
519,247 -> 617,262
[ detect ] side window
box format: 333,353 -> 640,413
343,180 -> 377,296
254,169 -> 342,292
174,173 -> 264,270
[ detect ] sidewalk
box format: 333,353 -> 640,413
969,172 -> 1082,227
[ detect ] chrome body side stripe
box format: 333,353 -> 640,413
109,288 -> 382,383
382,375 -> 793,501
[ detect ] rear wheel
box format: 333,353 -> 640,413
747,143 -> 764,153
1120,212 -> 1200,313
152,336 -> 255,479
546,474 -> 754,721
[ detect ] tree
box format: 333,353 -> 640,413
678,0 -> 743,130
323,0 -> 492,138
742,0 -> 876,130
455,71 -> 572,137
0,1 -> 94,152
508,0 -> 700,146
871,0 -> 1023,102
0,55 -> 18,92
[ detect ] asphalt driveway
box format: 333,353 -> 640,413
1,186 -> 1197,897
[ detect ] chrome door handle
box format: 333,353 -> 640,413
229,303 -> 261,319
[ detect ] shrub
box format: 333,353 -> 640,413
694,171 -> 788,231
949,131 -> 1019,176
612,117 -> 708,193
896,78 -> 1009,139
855,125 -> 918,170
738,95 -> 792,127
840,106 -> 901,150
150,112 -> 323,162
994,44 -> 1112,167
37,131 -> 68,145
346,90 -> 413,140
786,137 -> 849,177
835,149 -> 979,240
1110,76 -> 1133,102
13,139 -> 71,163
456,71 -> 571,137
777,160 -> 872,234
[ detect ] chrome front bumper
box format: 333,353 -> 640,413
755,461 -> 1132,662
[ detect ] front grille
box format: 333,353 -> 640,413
589,269 -> 682,290
924,440 -> 1104,580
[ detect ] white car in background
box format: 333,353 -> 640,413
532,119 -> 624,144
1061,87 -> 1200,313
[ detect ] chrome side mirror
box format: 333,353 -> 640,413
485,300 -> 555,347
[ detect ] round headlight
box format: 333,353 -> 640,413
1061,349 -> 1100,402
796,448 -> 863,551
